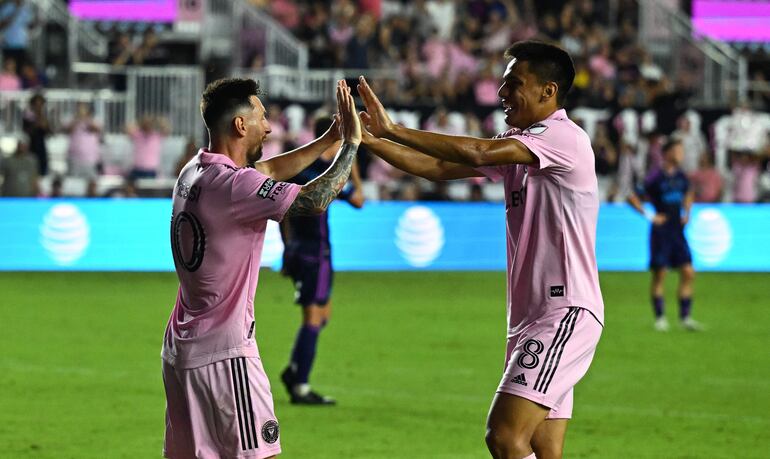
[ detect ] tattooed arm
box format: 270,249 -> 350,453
286,79 -> 362,216
286,143 -> 358,216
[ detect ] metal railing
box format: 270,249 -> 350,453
126,66 -> 205,140
30,0 -> 108,63
2,65 -> 205,141
0,89 -> 127,136
204,0 -> 308,69
638,0 -> 747,107
239,67 -> 401,102
73,63 -> 204,140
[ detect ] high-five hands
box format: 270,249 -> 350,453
357,76 -> 395,139
320,114 -> 342,143
337,79 -> 362,145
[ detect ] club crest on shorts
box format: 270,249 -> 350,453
262,420 -> 279,444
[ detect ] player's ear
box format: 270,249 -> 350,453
233,115 -> 246,137
542,82 -> 558,102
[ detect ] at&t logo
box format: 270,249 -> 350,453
40,204 -> 90,266
395,206 -> 445,268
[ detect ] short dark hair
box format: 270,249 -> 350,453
504,41 -> 575,105
662,138 -> 682,155
200,78 -> 262,132
29,92 -> 45,106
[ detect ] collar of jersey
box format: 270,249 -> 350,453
544,108 -> 567,122
518,109 -> 568,133
198,149 -> 239,168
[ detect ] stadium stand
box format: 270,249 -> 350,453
0,0 -> 768,202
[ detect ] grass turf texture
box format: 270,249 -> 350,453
0,271 -> 768,458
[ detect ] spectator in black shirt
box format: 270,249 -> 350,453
22,92 -> 50,176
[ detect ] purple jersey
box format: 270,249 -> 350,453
644,169 -> 689,232
162,150 -> 301,369
477,109 -> 605,337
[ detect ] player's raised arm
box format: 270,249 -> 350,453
286,80 -> 361,216
253,115 -> 342,181
342,161 -> 366,208
357,76 -> 537,167
360,121 -> 482,181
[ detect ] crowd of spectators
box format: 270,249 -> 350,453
249,0 -> 691,116
1,0 -> 769,203
0,0 -> 47,91
0,89 -> 174,197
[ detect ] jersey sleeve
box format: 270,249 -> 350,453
475,165 -> 508,182
475,130 -> 517,182
509,120 -> 577,174
231,167 -> 302,226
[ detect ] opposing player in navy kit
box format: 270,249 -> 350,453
279,116 -> 364,405
628,139 -> 702,331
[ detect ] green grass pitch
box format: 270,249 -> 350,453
1,271 -> 769,458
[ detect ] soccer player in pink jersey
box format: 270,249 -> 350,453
357,41 -> 604,459
162,78 -> 361,459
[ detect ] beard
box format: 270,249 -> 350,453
246,145 -> 263,166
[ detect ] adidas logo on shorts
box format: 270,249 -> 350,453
512,373 -> 527,386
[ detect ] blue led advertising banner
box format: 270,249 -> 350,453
0,199 -> 767,272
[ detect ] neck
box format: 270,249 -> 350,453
534,106 -> 560,124
663,162 -> 677,174
209,136 -> 248,167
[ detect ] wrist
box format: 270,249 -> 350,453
384,123 -> 400,141
319,132 -> 336,146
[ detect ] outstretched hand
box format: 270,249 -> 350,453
321,113 -> 342,142
337,79 -> 362,145
358,112 -> 377,146
357,76 -> 395,138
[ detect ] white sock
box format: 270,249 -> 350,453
294,383 -> 311,396
521,454 -> 536,459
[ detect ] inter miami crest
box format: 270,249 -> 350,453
262,420 -> 279,444
525,123 -> 548,135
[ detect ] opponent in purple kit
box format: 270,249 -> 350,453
279,116 -> 365,405
628,139 -> 701,332
162,78 -> 361,459
357,41 -> 604,459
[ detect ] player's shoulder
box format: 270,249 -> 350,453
233,167 -> 298,205
554,113 -> 592,145
232,166 -> 273,194
528,113 -> 586,138
528,116 -> 592,157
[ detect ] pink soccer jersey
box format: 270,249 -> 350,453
478,109 -> 605,337
162,149 -> 301,369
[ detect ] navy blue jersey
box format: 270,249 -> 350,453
644,169 -> 689,231
283,158 -> 354,255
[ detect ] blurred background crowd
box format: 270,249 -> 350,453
1,0 -> 769,203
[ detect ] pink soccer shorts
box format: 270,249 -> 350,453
497,306 -> 602,419
163,357 -> 281,459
